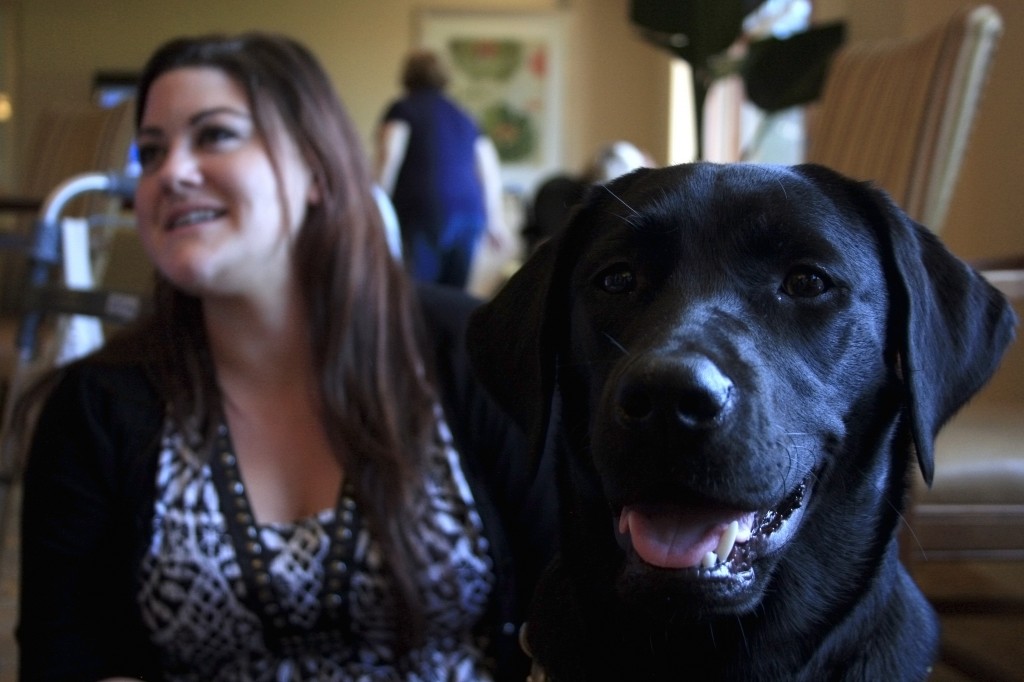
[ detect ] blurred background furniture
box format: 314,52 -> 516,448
0,167 -> 147,557
0,99 -> 146,558
805,4 -> 1002,234
0,99 -> 136,400
913,262 -> 1023,682
805,5 -> 1023,680
0,100 -> 135,315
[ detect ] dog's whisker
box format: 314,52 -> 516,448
608,208 -> 643,231
773,442 -> 800,499
734,615 -> 751,656
602,332 -> 630,356
600,184 -> 642,219
776,178 -> 789,200
895,507 -> 927,561
857,463 -> 928,560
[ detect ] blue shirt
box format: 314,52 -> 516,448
383,89 -> 486,241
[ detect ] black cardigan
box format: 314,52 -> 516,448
18,283 -> 557,681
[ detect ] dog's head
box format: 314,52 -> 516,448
469,163 -> 1016,616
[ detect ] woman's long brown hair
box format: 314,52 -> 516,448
130,33 -> 438,647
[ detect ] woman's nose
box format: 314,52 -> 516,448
158,143 -> 201,191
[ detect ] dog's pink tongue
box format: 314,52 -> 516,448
619,506 -> 755,569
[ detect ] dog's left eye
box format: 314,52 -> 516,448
782,267 -> 831,298
599,266 -> 637,294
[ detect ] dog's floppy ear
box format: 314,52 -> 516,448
467,208 -> 580,464
843,177 -> 1016,485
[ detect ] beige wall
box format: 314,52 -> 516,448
5,0 -> 671,192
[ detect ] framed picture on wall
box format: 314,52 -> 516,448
418,11 -> 566,195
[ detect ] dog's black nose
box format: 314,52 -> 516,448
616,353 -> 734,430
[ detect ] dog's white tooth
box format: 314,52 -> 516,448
702,551 -> 717,568
716,521 -> 740,562
618,509 -> 630,535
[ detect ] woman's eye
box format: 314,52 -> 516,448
136,143 -> 165,174
599,266 -> 636,294
196,125 -> 240,148
782,267 -> 831,298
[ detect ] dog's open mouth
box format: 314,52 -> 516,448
616,481 -> 808,576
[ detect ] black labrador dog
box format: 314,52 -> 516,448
467,163 -> 1016,680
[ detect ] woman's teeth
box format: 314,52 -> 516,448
171,209 -> 222,228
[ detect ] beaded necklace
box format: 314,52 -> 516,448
209,421 -> 359,655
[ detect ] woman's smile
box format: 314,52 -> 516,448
164,205 -> 229,231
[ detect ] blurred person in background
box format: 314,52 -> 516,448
376,49 -> 506,289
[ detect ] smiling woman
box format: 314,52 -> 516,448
15,32 -> 556,682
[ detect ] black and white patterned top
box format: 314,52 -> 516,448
137,408 -> 495,681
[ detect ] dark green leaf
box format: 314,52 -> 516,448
740,22 -> 847,112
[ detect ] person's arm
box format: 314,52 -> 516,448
375,119 -> 410,196
372,184 -> 403,259
474,135 -> 510,252
18,364 -> 158,681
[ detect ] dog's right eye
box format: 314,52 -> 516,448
599,266 -> 636,294
782,267 -> 831,298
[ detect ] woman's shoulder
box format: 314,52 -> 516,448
22,333 -> 165,490
43,332 -> 162,418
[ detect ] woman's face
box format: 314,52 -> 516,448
134,66 -> 319,300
